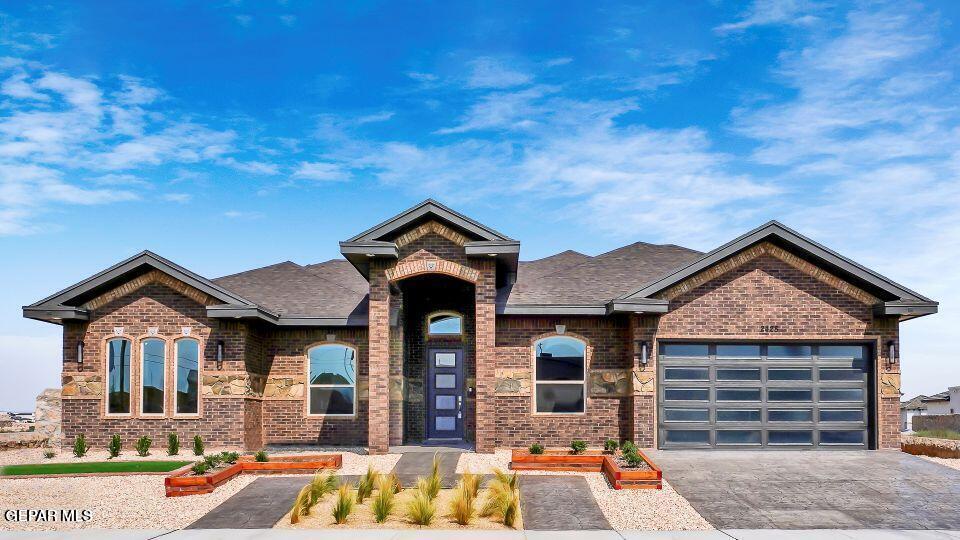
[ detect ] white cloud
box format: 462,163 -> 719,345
545,57 -> 573,67
162,192 -> 192,203
356,111 -> 395,124
223,209 -> 263,219
234,14 -> 253,27
293,161 -> 350,182
715,0 -> 821,34
465,57 -> 533,89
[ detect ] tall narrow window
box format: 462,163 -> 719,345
175,339 -> 200,415
107,338 -> 131,414
427,312 -> 462,336
534,336 -> 586,413
308,344 -> 356,416
141,339 -> 165,415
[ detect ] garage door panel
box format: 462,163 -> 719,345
659,342 -> 871,450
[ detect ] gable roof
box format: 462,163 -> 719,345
901,395 -> 928,410
23,250 -> 255,324
921,391 -> 950,402
347,199 -> 514,243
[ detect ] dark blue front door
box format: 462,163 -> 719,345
426,348 -> 464,440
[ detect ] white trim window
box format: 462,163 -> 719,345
308,344 -> 357,416
106,338 -> 132,415
140,338 -> 166,415
534,336 -> 586,414
175,338 -> 200,415
427,311 -> 462,336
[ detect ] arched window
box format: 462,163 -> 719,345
175,338 -> 200,415
106,338 -> 131,414
308,344 -> 357,416
140,338 -> 166,415
427,311 -> 462,336
534,336 -> 586,414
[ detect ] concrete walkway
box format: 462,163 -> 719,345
518,476 -> 611,530
649,449 -> 960,530
391,451 -> 462,488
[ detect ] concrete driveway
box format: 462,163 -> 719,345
647,449 -> 960,530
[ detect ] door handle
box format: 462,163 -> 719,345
457,395 -> 463,419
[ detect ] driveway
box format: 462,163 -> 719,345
648,449 -> 960,530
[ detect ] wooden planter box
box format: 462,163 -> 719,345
510,449 -> 661,490
164,454 -> 341,497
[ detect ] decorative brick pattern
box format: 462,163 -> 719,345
394,220 -> 469,248
386,258 -> 480,284
83,269 -> 213,310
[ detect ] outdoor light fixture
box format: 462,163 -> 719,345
555,324 -> 566,335
326,333 -> 336,342
77,340 -> 84,365
634,340 -> 649,366
887,340 -> 898,366
216,340 -> 225,370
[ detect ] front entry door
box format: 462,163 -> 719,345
426,348 -> 464,440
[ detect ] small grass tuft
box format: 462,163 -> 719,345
448,479 -> 476,526
371,474 -> 396,523
356,465 -> 379,503
331,484 -> 354,525
481,468 -> 521,528
405,488 -> 435,526
290,484 -> 312,524
461,470 -> 481,498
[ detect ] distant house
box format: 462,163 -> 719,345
902,387 -> 960,431
901,395 -> 928,432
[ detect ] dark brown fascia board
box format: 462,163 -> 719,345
497,304 -> 608,315
617,221 -> 937,309
464,240 -> 520,274
345,199 -> 514,243
606,299 -> 670,315
339,240 -> 399,279
22,306 -> 89,325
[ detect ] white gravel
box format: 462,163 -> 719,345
921,455 -> 960,472
455,450 -> 712,530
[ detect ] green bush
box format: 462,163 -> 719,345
621,440 -> 636,454
167,433 -> 180,456
192,435 -> 204,456
108,434 -> 122,458
42,449 -> 56,459
203,454 -> 223,468
73,434 -> 88,458
254,450 -> 269,462
191,461 -> 210,475
570,440 -> 587,454
221,451 -> 239,464
135,436 -> 152,457
603,439 -> 618,453
622,449 -> 643,468
528,443 -> 544,454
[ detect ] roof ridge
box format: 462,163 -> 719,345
213,260 -> 301,281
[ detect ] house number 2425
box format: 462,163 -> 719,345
759,325 -> 784,333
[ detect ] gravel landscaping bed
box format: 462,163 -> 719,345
921,455 -> 960,472
456,450 -> 711,531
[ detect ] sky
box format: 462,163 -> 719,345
0,0 -> 958,411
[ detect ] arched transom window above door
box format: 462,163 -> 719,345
427,311 -> 462,336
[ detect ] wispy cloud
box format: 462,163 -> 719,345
292,161 -> 350,182
715,0 -> 821,34
223,209 -> 263,219
465,57 -> 533,89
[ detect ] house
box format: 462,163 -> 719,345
901,395 -> 928,432
922,388 -> 959,416
23,200 -> 938,452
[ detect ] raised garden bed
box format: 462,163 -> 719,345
165,454 -> 341,497
509,448 -> 662,490
901,435 -> 960,459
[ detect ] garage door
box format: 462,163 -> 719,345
657,343 -> 871,449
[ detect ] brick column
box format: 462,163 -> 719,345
629,314 -> 658,448
368,262 -> 391,454
474,260 -> 497,453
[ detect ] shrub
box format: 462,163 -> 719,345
191,461 -> 210,475
167,433 -> 180,456
203,454 -> 223,469
528,443 -> 544,454
72,434 -> 88,458
372,475 -> 396,523
135,436 -> 152,457
449,479 -> 476,525
331,484 -> 354,525
356,466 -> 378,503
570,440 -> 587,454
621,440 -> 636,454
221,451 -> 239,464
42,449 -> 56,459
623,449 -> 644,468
405,488 -> 435,526
254,450 -> 269,462
604,439 -> 619,453
108,434 -> 122,458
192,435 -> 204,456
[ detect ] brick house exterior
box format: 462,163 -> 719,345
25,200 -> 937,452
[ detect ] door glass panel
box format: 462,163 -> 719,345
768,388 -> 813,402
435,353 -> 457,367
435,396 -> 456,409
435,374 -> 456,389
716,388 -> 761,401
768,409 -> 812,422
716,345 -> 760,358
664,430 -> 709,444
819,388 -> 864,402
716,430 -> 761,445
819,368 -> 864,381
664,388 -> 709,401
820,430 -> 864,444
819,345 -> 864,359
535,384 -> 584,413
819,409 -> 864,422
664,367 -> 709,380
769,431 -> 813,445
717,368 -> 760,381
663,408 -> 709,422
768,345 -> 811,358
768,368 -> 812,381
435,417 -> 456,431
716,409 -> 760,422
661,344 -> 708,357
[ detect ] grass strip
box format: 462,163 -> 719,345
1,460 -> 193,476
913,429 -> 960,441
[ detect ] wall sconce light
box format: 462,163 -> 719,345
634,340 -> 649,366
887,340 -> 898,366
216,340 -> 225,370
555,324 -> 566,335
77,340 -> 84,365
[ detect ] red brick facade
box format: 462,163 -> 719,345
56,232 -> 905,452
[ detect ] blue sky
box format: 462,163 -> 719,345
1,0 -> 958,410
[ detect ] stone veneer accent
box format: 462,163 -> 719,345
201,373 -> 266,397
61,373 -> 103,398
494,369 -> 531,395
35,388 -> 62,447
589,369 -> 631,396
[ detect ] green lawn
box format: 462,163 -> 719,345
913,429 -> 960,441
0,460 -> 193,476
